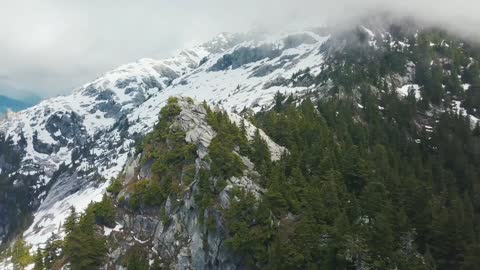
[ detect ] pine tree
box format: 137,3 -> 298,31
11,237 -> 33,270
64,206 -> 77,234
64,209 -> 107,270
89,194 -> 116,227
43,233 -> 62,269
32,249 -> 45,270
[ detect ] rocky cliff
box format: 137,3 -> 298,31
101,97 -> 283,269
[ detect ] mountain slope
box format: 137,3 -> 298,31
0,33 -> 239,246
101,97 -> 284,269
0,29 -> 330,249
1,17 -> 480,270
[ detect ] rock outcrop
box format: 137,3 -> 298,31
105,97 -> 282,270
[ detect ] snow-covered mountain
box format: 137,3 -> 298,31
1,15 -> 480,269
0,29 -> 331,249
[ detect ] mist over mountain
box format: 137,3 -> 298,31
1,0 -> 479,98
0,7 -> 480,270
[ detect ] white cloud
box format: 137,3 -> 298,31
0,0 -> 478,98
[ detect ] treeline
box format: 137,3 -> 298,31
29,195 -> 114,270
14,26 -> 480,270
224,90 -> 479,269
221,26 -> 480,269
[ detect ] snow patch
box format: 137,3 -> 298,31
228,113 -> 287,161
397,84 -> 421,99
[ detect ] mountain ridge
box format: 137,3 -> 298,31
0,29 -> 330,250
1,17 -> 480,270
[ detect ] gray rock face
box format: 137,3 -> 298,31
96,90 -> 116,101
0,28 -> 320,265
45,111 -> 89,146
0,134 -> 45,244
32,131 -> 54,154
209,44 -> 282,71
0,43 -> 216,245
91,101 -> 123,119
177,102 -> 216,159
106,98 -> 268,270
250,62 -> 284,77
282,33 -> 318,49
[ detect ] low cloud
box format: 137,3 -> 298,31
0,0 -> 478,98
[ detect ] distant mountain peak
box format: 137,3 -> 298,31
0,94 -> 38,116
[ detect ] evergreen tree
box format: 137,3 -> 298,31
32,249 -> 45,270
64,207 -> 107,270
43,233 -> 62,269
63,206 -> 77,235
125,245 -> 149,270
11,237 -> 32,270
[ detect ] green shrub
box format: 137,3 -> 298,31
128,180 -> 164,210
162,97 -> 181,120
139,96 -> 198,200
107,178 -> 123,195
88,195 -> 116,227
11,237 -> 33,269
209,137 -> 245,179
123,245 -> 149,270
205,108 -> 248,180
224,189 -> 272,267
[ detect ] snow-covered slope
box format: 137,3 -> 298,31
1,17 -> 479,269
1,23 -> 478,256
0,33 -> 236,246
0,30 -> 331,250
128,31 -> 330,133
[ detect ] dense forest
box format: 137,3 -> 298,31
4,25 -> 480,270
230,27 -> 480,269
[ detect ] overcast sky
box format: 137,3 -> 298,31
0,0 -> 478,99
